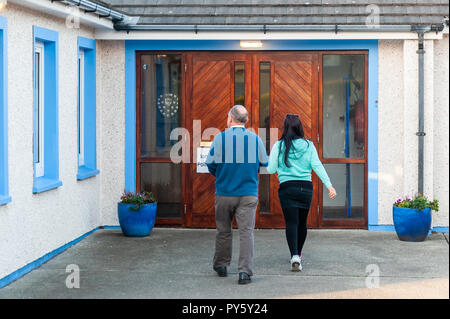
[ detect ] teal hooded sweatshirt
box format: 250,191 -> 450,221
267,139 -> 332,188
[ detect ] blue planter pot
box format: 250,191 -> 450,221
118,202 -> 157,237
393,206 -> 431,242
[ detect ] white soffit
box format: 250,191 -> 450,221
94,30 -> 444,41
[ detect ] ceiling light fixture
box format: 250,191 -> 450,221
0,0 -> 7,11
240,40 -> 263,49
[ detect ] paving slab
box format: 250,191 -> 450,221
0,228 -> 448,299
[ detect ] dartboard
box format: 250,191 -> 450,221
157,93 -> 179,118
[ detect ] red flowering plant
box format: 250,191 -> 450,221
120,191 -> 156,211
394,194 -> 439,211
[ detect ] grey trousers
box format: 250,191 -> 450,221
213,195 -> 258,276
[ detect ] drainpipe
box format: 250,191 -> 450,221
412,26 -> 429,195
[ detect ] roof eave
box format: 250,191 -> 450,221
113,23 -> 445,33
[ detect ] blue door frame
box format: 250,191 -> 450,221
124,40 -> 379,228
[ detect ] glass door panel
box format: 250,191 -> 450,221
234,61 -> 246,105
322,55 -> 365,159
140,163 -> 182,219
140,54 -> 182,158
258,62 -> 271,213
138,53 -> 183,221
320,53 -> 367,227
322,163 -> 365,220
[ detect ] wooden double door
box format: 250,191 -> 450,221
136,50 -> 369,229
185,52 -> 320,228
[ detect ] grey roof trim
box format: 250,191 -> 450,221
113,23 -> 444,32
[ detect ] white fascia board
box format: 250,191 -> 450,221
8,0 -> 114,30
94,30 -> 444,41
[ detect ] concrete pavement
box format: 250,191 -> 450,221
0,228 -> 448,299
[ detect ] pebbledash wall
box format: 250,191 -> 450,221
0,3 -> 448,283
0,4 -> 104,280
376,36 -> 449,230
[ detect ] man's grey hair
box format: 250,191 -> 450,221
229,105 -> 248,124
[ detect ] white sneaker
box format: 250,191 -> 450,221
290,255 -> 302,272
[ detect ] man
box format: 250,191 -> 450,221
206,105 -> 268,285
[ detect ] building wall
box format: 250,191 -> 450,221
377,36 -> 449,227
1,3 -> 448,280
377,40 -> 404,225
97,40 -> 125,227
0,4 -> 100,279
433,35 -> 449,227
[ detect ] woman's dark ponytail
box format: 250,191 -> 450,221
279,114 -> 308,167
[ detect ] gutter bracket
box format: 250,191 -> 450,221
99,9 -> 112,19
416,31 -> 426,54
84,4 -> 98,13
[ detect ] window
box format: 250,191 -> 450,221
32,26 -> 62,194
138,53 -> 182,219
234,62 -> 245,105
76,37 -> 99,180
78,49 -> 85,167
259,62 -> 271,213
322,55 -> 366,159
34,41 -> 45,178
321,53 -> 367,221
0,16 -> 10,205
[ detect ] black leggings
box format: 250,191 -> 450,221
281,207 -> 309,257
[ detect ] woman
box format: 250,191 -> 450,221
267,114 -> 337,272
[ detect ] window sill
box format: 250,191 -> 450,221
0,195 -> 12,206
33,177 -> 63,194
77,166 -> 100,181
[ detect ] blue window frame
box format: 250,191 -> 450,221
77,37 -> 99,180
0,16 -> 11,205
32,26 -> 62,193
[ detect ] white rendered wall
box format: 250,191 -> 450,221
377,38 -> 448,227
433,35 -> 449,227
0,4 -> 100,279
97,40 -> 125,227
377,40 -> 405,225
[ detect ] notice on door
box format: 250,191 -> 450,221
196,147 -> 210,173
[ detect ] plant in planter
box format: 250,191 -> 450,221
118,191 -> 157,237
393,194 -> 439,242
